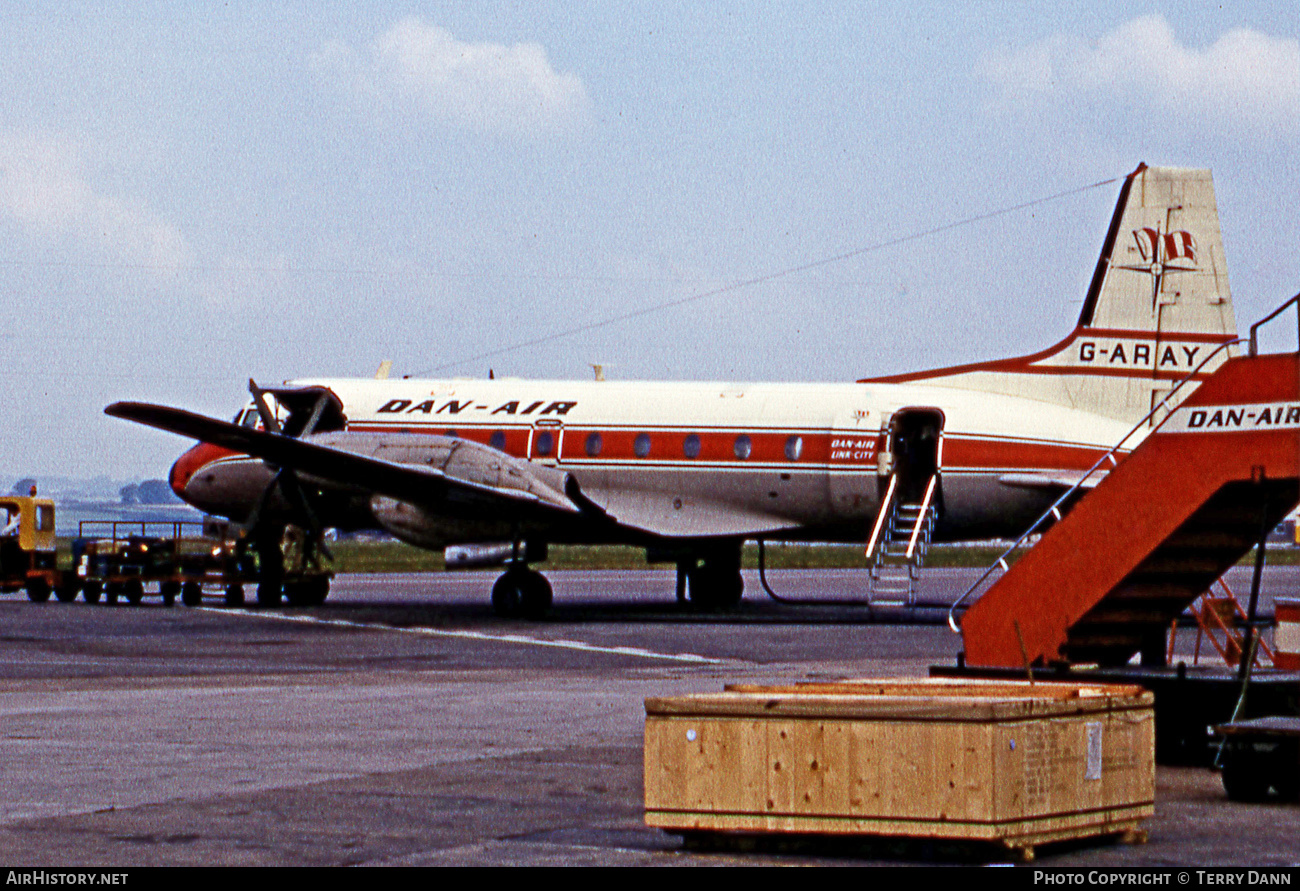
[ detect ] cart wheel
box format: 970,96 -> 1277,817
308,576 -> 330,606
82,581 -> 102,605
25,578 -> 51,603
181,581 -> 202,607
225,584 -> 245,607
160,581 -> 180,608
124,579 -> 144,606
256,580 -> 282,608
1222,744 -> 1274,802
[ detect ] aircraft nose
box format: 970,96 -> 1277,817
169,442 -> 238,506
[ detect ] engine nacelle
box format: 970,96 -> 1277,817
370,495 -> 515,549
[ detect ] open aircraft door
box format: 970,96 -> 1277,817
861,407 -> 945,604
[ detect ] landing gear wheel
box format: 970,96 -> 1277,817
686,554 -> 744,611
305,575 -> 329,606
225,584 -> 245,607
284,579 -> 324,607
492,573 -> 524,618
492,569 -> 552,619
181,581 -> 203,607
519,572 -> 553,619
83,581 -> 102,605
25,578 -> 51,603
124,579 -> 145,606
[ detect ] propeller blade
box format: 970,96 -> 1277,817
248,379 -> 282,435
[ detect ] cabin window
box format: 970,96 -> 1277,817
682,434 -> 701,459
734,435 -> 752,460
634,433 -> 652,458
444,429 -> 457,438
489,430 -> 506,451
784,435 -> 804,461
585,432 -> 603,457
534,431 -> 555,457
36,505 -> 53,532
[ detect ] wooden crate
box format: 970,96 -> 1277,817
644,678 -> 1154,852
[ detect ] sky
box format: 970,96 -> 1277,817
1,2 -> 1297,479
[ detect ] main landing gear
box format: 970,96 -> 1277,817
677,544 -> 744,611
491,566 -> 553,619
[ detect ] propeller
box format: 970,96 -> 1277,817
242,379 -> 333,565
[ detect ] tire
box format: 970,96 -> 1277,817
124,579 -> 145,606
225,584 -> 245,607
181,581 -> 203,607
519,572 -> 553,619
284,581 -> 314,607
687,562 -> 744,611
256,580 -> 282,608
25,578 -> 51,603
491,573 -> 524,618
160,581 -> 180,608
54,581 -> 80,604
1222,744 -> 1275,802
82,581 -> 102,605
105,582 -> 122,606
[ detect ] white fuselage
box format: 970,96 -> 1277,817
241,375 -> 1136,544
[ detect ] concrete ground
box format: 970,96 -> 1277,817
0,567 -> 1295,866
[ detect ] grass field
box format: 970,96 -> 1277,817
322,539 -> 1296,574
51,537 -> 1296,575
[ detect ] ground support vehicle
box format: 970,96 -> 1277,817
0,495 -> 70,603
1216,716 -> 1300,802
2,497 -> 330,607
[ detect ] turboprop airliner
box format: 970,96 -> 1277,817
108,164 -> 1239,615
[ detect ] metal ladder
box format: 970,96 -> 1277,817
866,474 -> 938,606
1167,578 -> 1276,669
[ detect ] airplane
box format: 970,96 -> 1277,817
107,163 -> 1239,616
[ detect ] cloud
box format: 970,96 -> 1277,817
0,129 -> 191,271
318,18 -> 592,137
979,15 -> 1299,138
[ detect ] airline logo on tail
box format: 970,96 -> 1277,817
1133,227 -> 1197,268
1116,225 -> 1200,309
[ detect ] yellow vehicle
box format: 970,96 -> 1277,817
0,495 -> 66,601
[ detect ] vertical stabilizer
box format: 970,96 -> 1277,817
863,164 -> 1239,424
1078,164 -> 1235,336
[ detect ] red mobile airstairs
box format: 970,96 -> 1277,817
940,299 -> 1300,764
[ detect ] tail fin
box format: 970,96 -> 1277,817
864,164 -> 1238,424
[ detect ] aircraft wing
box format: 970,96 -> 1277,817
105,402 -> 582,520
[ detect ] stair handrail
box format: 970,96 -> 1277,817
946,335 -> 1247,633
906,474 -> 939,559
1248,291 -> 1300,356
865,474 -> 898,560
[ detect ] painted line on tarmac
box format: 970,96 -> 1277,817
200,608 -> 725,664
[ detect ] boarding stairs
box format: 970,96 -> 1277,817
1167,579 -> 1277,669
953,303 -> 1300,669
867,473 -> 938,606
